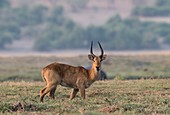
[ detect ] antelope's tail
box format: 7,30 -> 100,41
41,68 -> 47,83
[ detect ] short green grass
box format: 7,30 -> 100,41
0,55 -> 170,114
0,55 -> 170,81
0,79 -> 169,114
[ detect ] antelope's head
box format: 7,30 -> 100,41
88,41 -> 107,72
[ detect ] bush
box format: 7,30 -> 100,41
156,0 -> 170,6
1,3 -> 170,51
133,0 -> 170,17
0,22 -> 21,49
0,0 -> 10,8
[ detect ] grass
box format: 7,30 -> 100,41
0,79 -> 169,114
0,55 -> 170,81
0,55 -> 170,114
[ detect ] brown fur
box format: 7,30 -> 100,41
40,42 -> 106,102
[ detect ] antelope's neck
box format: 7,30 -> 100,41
88,65 -> 100,82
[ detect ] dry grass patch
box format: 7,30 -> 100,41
0,79 -> 169,114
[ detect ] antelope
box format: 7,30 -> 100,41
40,41 -> 106,102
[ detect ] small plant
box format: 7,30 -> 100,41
114,74 -> 124,80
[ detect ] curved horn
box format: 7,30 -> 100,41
98,41 -> 104,57
90,41 -> 95,56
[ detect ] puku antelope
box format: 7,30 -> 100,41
40,41 -> 106,102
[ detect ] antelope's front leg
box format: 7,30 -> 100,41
70,88 -> 79,100
77,79 -> 86,99
79,87 -> 85,99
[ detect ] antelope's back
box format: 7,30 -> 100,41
43,62 -> 89,79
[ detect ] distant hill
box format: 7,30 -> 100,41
4,0 -> 170,51
10,0 -> 170,25
10,0 -> 157,26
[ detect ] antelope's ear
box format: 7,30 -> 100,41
88,54 -> 95,61
101,54 -> 107,61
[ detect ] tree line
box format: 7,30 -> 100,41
133,0 -> 170,17
0,0 -> 170,51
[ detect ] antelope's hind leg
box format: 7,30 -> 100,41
40,84 -> 57,102
49,87 -> 56,99
40,87 -> 46,98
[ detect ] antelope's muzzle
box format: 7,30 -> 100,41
96,67 -> 100,71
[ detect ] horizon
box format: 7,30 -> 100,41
1,49 -> 170,57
